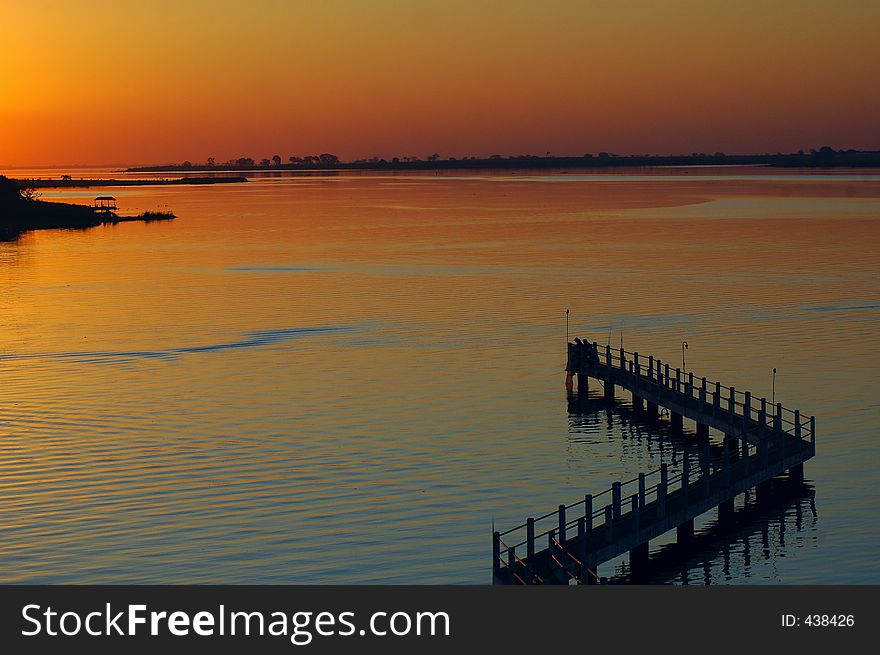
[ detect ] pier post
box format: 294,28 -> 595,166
634,352 -> 640,377
585,567 -> 598,584
729,386 -> 736,416
619,347 -> 625,370
648,355 -> 654,381
584,494 -> 593,532
670,411 -> 683,433
744,391 -> 752,423
645,401 -> 658,419
605,344 -> 612,369
577,373 -> 588,396
659,464 -> 668,516
696,422 -> 709,439
604,378 -> 615,403
527,518 -> 535,561
811,415 -> 816,449
756,479 -> 773,503
719,498 -> 735,521
780,420 -> 786,460
675,367 -> 681,392
682,455 -> 689,506
558,504 -> 566,543
638,472 -> 646,509
794,409 -> 801,439
605,506 -> 613,543
629,542 -> 649,580
725,433 -> 739,461
632,394 -> 644,412
722,438 -> 731,486
665,363 -> 670,387
789,463 -> 804,483
493,531 -> 501,576
701,442 -> 711,497
700,377 -> 707,404
612,482 -> 622,520
687,371 -> 694,398
714,381 -> 721,416
676,518 -> 694,544
577,517 -> 587,579
775,402 -> 782,431
760,397 -> 767,430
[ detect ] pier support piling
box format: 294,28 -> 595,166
670,411 -> 683,433
603,379 -> 615,403
629,542 -> 650,580
788,463 -> 804,483
577,373 -> 589,396
696,422 -> 709,440
724,433 -> 739,460
719,498 -> 735,522
676,519 -> 694,544
632,394 -> 644,412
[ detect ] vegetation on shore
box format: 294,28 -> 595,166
125,146 -> 880,173
1,175 -> 101,238
1,175 -> 176,239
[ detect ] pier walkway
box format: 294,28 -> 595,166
492,342 -> 815,585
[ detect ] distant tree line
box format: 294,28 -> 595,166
127,146 -> 880,173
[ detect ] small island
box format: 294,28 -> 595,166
1,175 -> 175,240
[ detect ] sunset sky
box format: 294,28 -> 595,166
2,0 -> 878,166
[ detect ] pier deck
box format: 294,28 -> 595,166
492,342 -> 815,585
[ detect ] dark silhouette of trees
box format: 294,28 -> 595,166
227,157 -> 254,167
0,175 -> 22,207
272,155 -> 282,166
207,157 -> 216,167
0,176 -> 40,205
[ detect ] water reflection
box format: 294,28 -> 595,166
636,481 -> 818,585
0,170 -> 872,584
566,390 -> 818,585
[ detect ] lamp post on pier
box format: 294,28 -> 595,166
681,341 -> 689,370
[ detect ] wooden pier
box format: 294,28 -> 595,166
492,341 -> 816,585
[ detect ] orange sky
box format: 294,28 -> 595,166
2,0 -> 878,166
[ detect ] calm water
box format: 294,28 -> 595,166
1,168 -> 878,583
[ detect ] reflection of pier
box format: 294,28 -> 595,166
492,342 -> 816,585
640,480 -> 817,585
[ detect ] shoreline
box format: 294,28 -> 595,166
14,176 -> 248,189
123,151 -> 880,174
1,199 -> 175,240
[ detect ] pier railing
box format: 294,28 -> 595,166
567,341 -> 815,445
494,344 -> 817,584
496,464 -> 681,573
